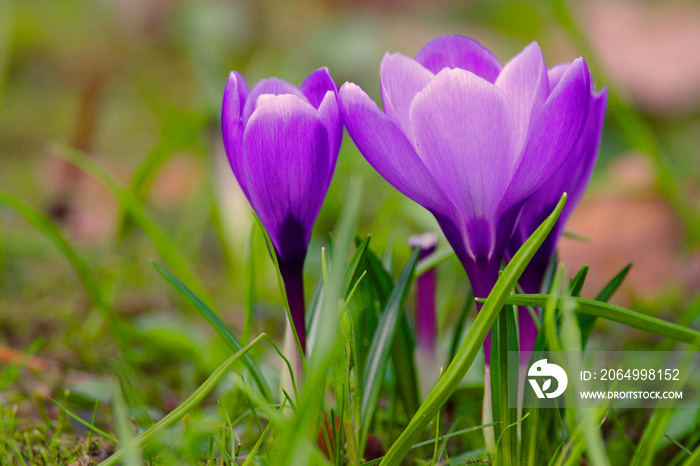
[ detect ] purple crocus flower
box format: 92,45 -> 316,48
507,68 -> 608,355
222,67 -> 342,353
339,35 -> 592,362
409,233 -> 439,358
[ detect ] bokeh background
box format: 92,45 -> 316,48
0,0 -> 699,459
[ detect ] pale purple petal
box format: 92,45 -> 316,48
415,35 -> 502,82
514,87 -> 608,252
495,42 -> 550,152
558,89 -> 608,219
507,87 -> 607,355
504,58 -> 591,206
242,77 -> 307,124
548,63 -> 569,89
316,90 -> 342,168
299,68 -> 342,174
299,67 -> 338,109
409,68 -> 516,258
379,53 -> 434,136
222,71 -> 250,199
242,94 -> 331,259
339,82 -> 451,216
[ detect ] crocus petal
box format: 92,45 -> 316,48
548,63 -> 569,89
548,89 -> 608,230
222,71 -> 250,199
379,53 -> 434,136
409,68 -> 516,257
567,89 -> 607,204
542,89 -> 608,232
300,67 -> 338,109
242,77 -> 308,124
495,42 -> 550,152
504,57 -> 591,205
339,82 -> 451,217
415,35 -> 502,82
316,90 -> 342,167
299,67 -> 342,165
507,87 -> 607,356
242,94 -> 330,259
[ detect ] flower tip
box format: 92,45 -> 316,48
572,56 -> 590,73
226,70 -> 245,88
523,40 -> 542,52
409,232 -> 439,250
338,82 -> 368,108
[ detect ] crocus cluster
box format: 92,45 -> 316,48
221,68 -> 342,353
221,35 -> 605,362
339,35 -> 605,361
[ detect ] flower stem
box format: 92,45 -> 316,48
279,259 -> 306,354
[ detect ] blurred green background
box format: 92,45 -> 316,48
0,0 -> 699,460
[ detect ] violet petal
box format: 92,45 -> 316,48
339,82 -> 450,216
504,57 -> 591,205
379,52 -> 434,136
242,77 -> 308,124
415,34 -> 502,82
409,68 -> 516,258
242,94 -> 330,259
495,42 -> 550,152
222,71 -> 250,199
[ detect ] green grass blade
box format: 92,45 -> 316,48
503,295 -> 700,345
359,422 -> 500,466
630,408 -> 675,466
333,309 -> 360,466
359,246 -> 421,422
270,176 -> 363,466
52,143 -> 211,302
243,223 -> 256,345
594,263 -> 632,303
341,236 -> 371,300
241,419 -> 274,466
378,193 -> 568,466
493,305 -> 518,465
579,263 -> 632,346
567,265 -> 589,297
682,444 -> 700,466
446,290 -> 474,367
98,334 -> 267,466
321,235 -> 371,415
414,248 -> 455,278
152,262 -> 274,403
359,247 -> 420,451
304,278 -> 325,351
50,399 -> 119,445
112,381 -> 142,466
